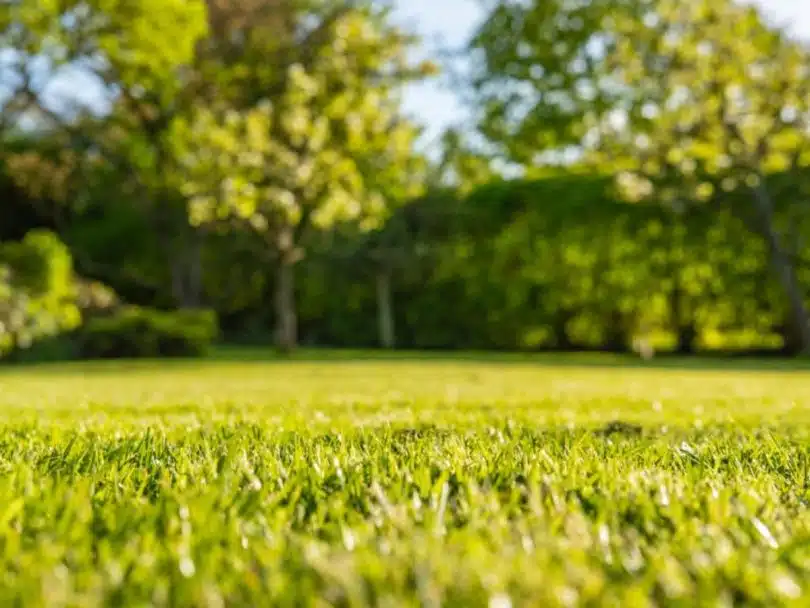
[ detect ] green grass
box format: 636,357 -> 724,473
3,351 -> 810,606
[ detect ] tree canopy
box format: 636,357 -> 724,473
4,0 -> 810,357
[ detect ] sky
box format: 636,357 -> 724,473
393,0 -> 810,144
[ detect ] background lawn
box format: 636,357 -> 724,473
2,351 -> 810,605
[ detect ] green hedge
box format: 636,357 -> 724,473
76,307 -> 219,359
294,174 -> 801,353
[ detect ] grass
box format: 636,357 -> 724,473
2,351 -> 810,605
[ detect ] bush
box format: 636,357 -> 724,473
8,277 -> 122,363
76,307 -> 219,359
0,230 -> 80,356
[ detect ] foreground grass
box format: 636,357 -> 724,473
2,352 -> 810,605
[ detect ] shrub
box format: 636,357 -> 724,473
76,307 -> 218,359
8,277 -> 123,363
0,230 -> 81,356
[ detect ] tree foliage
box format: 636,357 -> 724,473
7,0 -> 810,359
470,0 -> 810,352
172,2 -> 431,350
468,0 -> 632,164
0,0 -> 207,126
0,231 -> 80,354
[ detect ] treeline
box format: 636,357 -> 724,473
5,0 -> 810,358
246,174 -> 810,355
5,164 -> 809,356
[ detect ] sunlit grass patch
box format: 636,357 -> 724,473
0,352 -> 809,605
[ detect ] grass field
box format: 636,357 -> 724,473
3,351 -> 810,606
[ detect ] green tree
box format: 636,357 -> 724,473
1,0 -> 210,303
173,4 -> 431,352
470,0 -> 810,354
1,0 -> 337,311
0,0 -> 207,130
468,0 -> 631,165
589,0 -> 810,353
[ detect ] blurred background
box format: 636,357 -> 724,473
4,0 -> 810,360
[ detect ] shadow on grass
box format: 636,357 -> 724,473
207,346 -> 810,373
4,345 -> 810,375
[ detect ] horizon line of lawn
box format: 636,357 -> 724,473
4,345 -> 810,374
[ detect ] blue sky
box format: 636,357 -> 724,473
394,0 -> 810,143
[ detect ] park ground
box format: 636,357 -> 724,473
3,350 -> 810,605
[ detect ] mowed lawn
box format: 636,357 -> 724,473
3,352 -> 810,606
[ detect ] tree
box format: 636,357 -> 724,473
2,0 -> 336,311
173,4 -> 431,352
589,0 -> 810,354
470,0 -> 810,354
1,0 -> 210,303
0,0 -> 208,131
468,0 -> 632,165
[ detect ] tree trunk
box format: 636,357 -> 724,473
169,235 -> 204,309
274,253 -> 297,353
604,310 -> 626,353
751,184 -> 810,354
553,310 -> 573,350
170,255 -> 185,308
376,270 -> 395,349
771,244 -> 810,354
187,233 -> 203,308
671,281 -> 695,355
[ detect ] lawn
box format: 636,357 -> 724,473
2,351 -> 810,606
